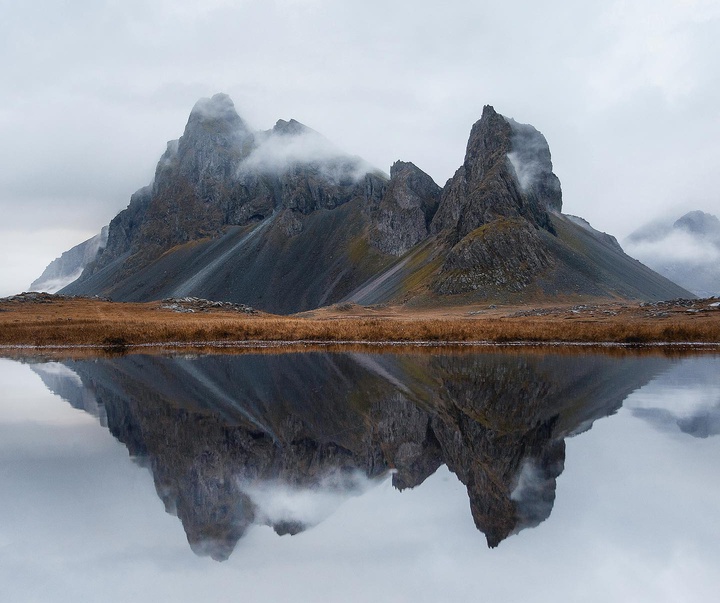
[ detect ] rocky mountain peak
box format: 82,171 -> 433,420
460,105 -> 562,213
153,93 -> 253,204
173,93 -> 253,180
674,210 -> 720,238
389,160 -> 421,180
187,93 -> 249,131
272,118 -> 313,137
367,160 -> 441,255
430,105 -> 557,242
462,105 -> 514,184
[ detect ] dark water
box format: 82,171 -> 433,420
1,350 -> 718,602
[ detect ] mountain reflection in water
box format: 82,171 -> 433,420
31,350 -> 671,560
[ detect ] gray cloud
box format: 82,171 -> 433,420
241,125 -> 378,183
623,211 -> 720,296
626,229 -> 720,264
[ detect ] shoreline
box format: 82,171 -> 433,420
3,340 -> 720,362
2,294 -> 719,352
3,338 -> 720,351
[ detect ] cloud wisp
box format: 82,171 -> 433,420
240,121 -> 378,184
623,211 -> 720,296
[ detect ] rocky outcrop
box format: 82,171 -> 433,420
425,106 -> 563,297
565,215 -> 623,252
430,105 -> 557,243
89,186 -> 152,275
366,161 -> 441,256
432,218 -> 553,294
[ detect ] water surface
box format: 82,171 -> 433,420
1,350 -> 718,602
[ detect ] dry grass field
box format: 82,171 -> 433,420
1,293 -> 719,350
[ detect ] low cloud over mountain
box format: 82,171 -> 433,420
624,211 -> 720,297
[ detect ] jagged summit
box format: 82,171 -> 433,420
188,93 -> 248,127
174,93 -> 253,178
674,210 -> 720,237
51,93 -> 691,311
180,93 -> 253,166
368,161 -> 441,255
463,105 -> 513,179
272,118 -> 313,136
430,106 -> 557,243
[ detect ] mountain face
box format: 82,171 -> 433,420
624,210 -> 720,297
53,93 -> 690,311
30,350 -> 669,558
30,227 -> 108,293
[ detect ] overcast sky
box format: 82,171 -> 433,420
1,0 -> 719,296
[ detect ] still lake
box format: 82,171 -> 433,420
1,349 -> 718,602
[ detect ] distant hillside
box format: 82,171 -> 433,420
30,227 -> 107,293
49,93 -> 690,311
625,210 -> 720,297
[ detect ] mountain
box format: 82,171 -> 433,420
51,93 -> 690,311
625,210 -> 720,297
30,227 -> 108,293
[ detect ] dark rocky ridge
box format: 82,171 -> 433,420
31,350 -> 670,558
54,94 -> 692,311
365,161 -> 441,255
430,105 -> 556,242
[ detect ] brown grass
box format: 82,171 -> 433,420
1,297 -> 719,350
